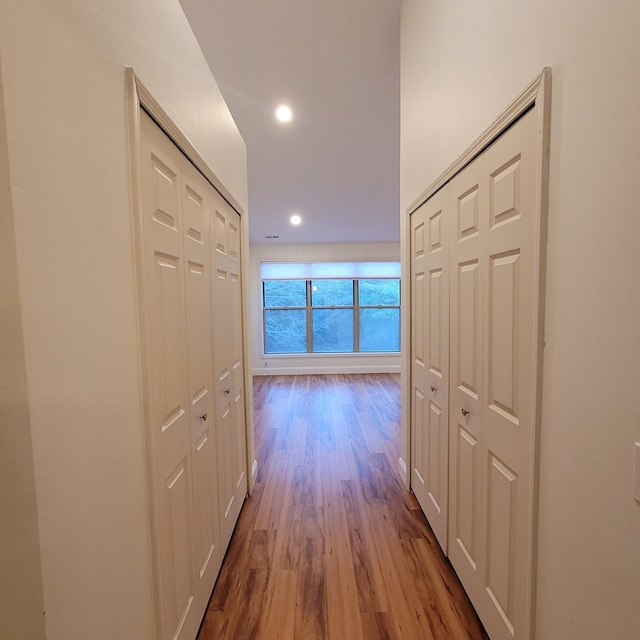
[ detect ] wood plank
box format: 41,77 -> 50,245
257,570 -> 298,639
360,611 -> 400,640
301,506 -> 324,540
404,536 -> 488,639
367,503 -> 435,639
272,462 -> 302,571
295,536 -> 327,638
248,529 -> 275,571
341,479 -> 390,614
324,488 -> 365,640
254,448 -> 289,530
217,569 -> 269,640
287,418 -> 307,465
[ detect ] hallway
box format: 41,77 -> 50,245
197,374 -> 488,639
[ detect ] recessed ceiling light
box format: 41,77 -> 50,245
276,105 -> 292,122
290,214 -> 301,225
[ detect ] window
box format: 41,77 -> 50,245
263,280 -> 307,354
358,279 -> 401,352
311,279 -> 354,353
262,262 -> 400,355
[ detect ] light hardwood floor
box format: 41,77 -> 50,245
197,373 -> 488,639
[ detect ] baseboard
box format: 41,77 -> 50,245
252,363 -> 401,376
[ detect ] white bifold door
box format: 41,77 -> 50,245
211,190 -> 248,546
410,106 -> 545,640
410,186 -> 450,552
137,110 -> 247,640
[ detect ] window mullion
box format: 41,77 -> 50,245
354,280 -> 359,352
306,279 -> 313,352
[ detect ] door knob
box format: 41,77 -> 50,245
224,388 -> 231,395
461,408 -> 469,417
430,385 -> 436,392
200,413 -> 208,421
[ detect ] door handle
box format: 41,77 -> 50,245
199,413 -> 208,422
461,408 -> 469,417
430,385 -> 436,392
224,388 -> 231,395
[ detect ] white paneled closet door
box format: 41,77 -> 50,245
448,155 -> 484,592
477,108 -> 539,640
448,108 -> 540,640
182,158 -> 224,604
410,187 -> 450,553
139,110 -> 212,640
137,110 -> 244,640
409,92 -> 547,640
211,193 -> 247,549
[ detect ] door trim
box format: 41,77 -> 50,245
126,68 -> 243,215
407,68 -> 551,215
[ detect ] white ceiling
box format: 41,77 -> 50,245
179,0 -> 401,245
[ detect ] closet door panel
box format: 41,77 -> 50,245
487,250 -> 520,424
410,188 -> 449,552
454,425 -> 479,567
211,192 -> 247,549
150,251 -> 189,473
192,431 -> 218,579
182,160 -> 223,604
139,111 -> 200,640
485,452 -> 518,631
479,109 -> 538,640
458,260 -> 480,398
163,461 -> 196,638
410,204 -> 428,500
448,159 -> 484,589
227,215 -> 247,507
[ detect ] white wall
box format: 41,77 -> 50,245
250,243 -> 401,375
400,1 -> 640,638
0,1 -> 247,638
